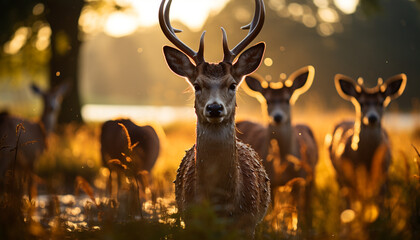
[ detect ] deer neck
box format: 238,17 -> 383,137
195,114 -> 238,204
268,120 -> 297,158
40,109 -> 57,135
350,119 -> 383,155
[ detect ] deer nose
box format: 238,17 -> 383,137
273,114 -> 283,124
368,115 -> 378,125
206,104 -> 224,117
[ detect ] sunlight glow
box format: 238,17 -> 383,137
105,11 -> 138,37
3,27 -> 31,54
129,0 -> 230,31
81,0 -> 231,37
264,58 -> 273,67
318,7 -> 340,23
32,3 -> 45,16
302,14 -> 317,28
314,0 -> 329,8
288,3 -> 304,17
334,0 -> 360,14
36,25 -> 51,51
341,209 -> 356,223
82,104 -> 195,125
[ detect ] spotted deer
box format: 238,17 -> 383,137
0,82 -> 69,196
160,0 -> 270,236
236,66 -> 318,231
328,73 -> 407,208
100,119 -> 160,197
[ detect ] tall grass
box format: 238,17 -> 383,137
1,116 -> 419,239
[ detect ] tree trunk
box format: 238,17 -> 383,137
45,0 -> 84,124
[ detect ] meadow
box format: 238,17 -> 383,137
0,110 -> 419,240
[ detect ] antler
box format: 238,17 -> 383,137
222,0 -> 265,63
159,0 -> 205,65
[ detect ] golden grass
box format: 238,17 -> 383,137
1,113 -> 420,239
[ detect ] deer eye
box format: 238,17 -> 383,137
193,84 -> 201,92
229,83 -> 237,92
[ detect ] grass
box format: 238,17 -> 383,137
1,114 -> 420,239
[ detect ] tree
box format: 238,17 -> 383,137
1,0 -> 84,124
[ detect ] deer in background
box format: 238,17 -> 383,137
100,119 -> 160,199
236,66 -> 318,233
329,73 -> 406,212
0,82 -> 69,197
160,0 -> 270,236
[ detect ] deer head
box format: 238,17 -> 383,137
335,73 -> 406,128
160,0 -> 266,124
243,66 -> 315,125
31,82 -> 70,133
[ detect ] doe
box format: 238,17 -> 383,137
0,82 -> 69,197
329,73 -> 406,209
236,66 -> 318,231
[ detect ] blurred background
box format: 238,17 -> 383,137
1,1 -> 420,239
0,0 -> 419,126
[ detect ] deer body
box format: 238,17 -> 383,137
100,118 -> 160,198
100,119 -> 160,174
0,83 -> 68,193
329,74 -> 406,205
159,0 -> 269,236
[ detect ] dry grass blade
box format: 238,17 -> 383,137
75,176 -> 96,204
121,152 -> 132,163
413,144 -> 420,158
118,122 -> 137,151
21,140 -> 37,147
15,123 -> 25,135
370,143 -> 388,193
107,159 -> 128,171
412,144 -> 420,182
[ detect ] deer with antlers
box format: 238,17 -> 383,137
236,66 -> 318,232
0,82 -> 69,197
159,0 -> 270,236
329,73 -> 406,209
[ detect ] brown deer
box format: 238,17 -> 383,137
159,0 -> 270,236
0,82 -> 69,196
328,73 -> 406,212
100,119 -> 160,198
236,66 -> 318,232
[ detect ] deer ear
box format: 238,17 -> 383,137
232,42 -> 265,81
163,46 -> 196,80
335,74 -> 360,101
382,73 -> 406,100
55,81 -> 71,96
31,83 -> 43,95
289,66 -> 315,104
290,66 -> 314,91
244,75 -> 264,93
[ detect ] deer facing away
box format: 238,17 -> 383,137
328,73 -> 407,209
160,0 -> 270,236
0,82 -> 69,196
236,66 -> 318,231
100,119 -> 160,197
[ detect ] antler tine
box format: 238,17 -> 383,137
159,0 -> 205,65
223,0 -> 265,63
